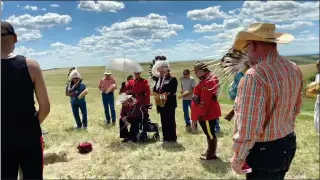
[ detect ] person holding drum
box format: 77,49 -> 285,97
152,60 -> 178,142
66,70 -> 88,129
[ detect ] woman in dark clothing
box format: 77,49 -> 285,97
152,60 -> 178,142
117,93 -> 146,142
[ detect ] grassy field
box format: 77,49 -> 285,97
40,56 -> 319,179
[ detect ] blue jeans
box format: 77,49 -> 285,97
182,100 -> 191,126
71,100 -> 87,127
216,118 -> 220,131
102,92 -> 116,122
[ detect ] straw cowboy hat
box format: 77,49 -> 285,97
104,70 -> 112,75
69,70 -> 81,80
192,60 -> 208,72
233,22 -> 294,50
116,93 -> 132,105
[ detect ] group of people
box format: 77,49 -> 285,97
2,19 -> 319,180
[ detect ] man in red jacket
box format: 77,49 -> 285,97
191,60 -> 222,160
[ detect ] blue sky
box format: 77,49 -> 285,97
1,1 -> 319,69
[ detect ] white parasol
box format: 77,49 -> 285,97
106,58 -> 143,73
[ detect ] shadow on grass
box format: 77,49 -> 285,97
64,127 -> 88,132
200,158 -> 230,174
107,139 -> 158,152
161,142 -> 186,152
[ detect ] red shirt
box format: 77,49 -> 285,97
191,73 -> 221,121
130,78 -> 150,105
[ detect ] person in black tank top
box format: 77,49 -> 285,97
1,21 -> 50,179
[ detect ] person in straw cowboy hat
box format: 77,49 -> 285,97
117,93 -> 146,142
98,70 -> 117,125
190,60 -> 221,160
230,23 -> 303,179
66,70 -> 89,129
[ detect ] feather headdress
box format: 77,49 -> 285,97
199,48 -> 249,96
148,55 -> 167,81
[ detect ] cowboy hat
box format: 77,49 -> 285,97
233,23 -> 294,50
192,60 -> 208,72
116,93 -> 132,105
104,70 -> 112,75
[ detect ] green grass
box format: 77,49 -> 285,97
41,56 -> 319,179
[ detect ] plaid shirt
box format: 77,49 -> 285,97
98,76 -> 116,92
233,51 -> 303,161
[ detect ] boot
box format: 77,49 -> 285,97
200,138 -> 218,160
201,139 -> 209,156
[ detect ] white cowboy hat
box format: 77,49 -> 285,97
116,93 -> 132,105
233,23 -> 294,50
104,70 -> 112,75
69,70 -> 81,80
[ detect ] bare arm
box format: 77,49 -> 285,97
27,59 -> 50,124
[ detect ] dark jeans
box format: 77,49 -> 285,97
2,137 -> 43,179
246,132 -> 297,180
71,100 -> 88,127
119,118 -> 139,142
102,92 -> 116,122
199,119 -> 217,140
159,106 -> 177,141
182,100 -> 191,126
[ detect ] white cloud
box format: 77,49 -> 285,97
301,30 -> 310,34
193,19 -> 242,33
41,8 -> 46,11
65,27 -> 72,31
6,13 -> 72,42
78,0 -> 125,13
294,34 -> 319,43
187,6 -> 231,20
23,5 -> 38,11
240,1 -> 319,23
276,21 -> 314,30
50,4 -> 60,8
6,13 -> 72,29
95,13 -> 183,39
15,28 -> 42,42
1,2 -> 3,10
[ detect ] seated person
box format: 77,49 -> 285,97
117,93 -> 147,142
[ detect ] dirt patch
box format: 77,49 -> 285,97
44,150 -> 69,165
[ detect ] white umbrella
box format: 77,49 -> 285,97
106,58 -> 143,73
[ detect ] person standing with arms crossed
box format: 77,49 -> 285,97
1,21 -> 50,179
98,71 -> 117,125
191,61 -> 221,160
230,23 -> 303,180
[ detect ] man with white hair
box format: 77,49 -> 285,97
152,60 -> 178,142
1,21 -> 50,179
230,23 -> 303,179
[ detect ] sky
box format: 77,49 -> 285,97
1,1 -> 319,70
